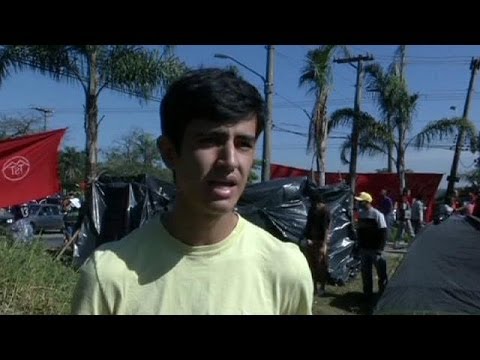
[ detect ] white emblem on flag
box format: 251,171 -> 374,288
2,156 -> 31,181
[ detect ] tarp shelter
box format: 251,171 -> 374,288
237,177 -> 359,285
270,163 -> 443,222
75,176 -> 360,285
374,215 -> 480,315
74,175 -> 174,267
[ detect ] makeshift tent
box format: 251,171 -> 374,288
270,163 -> 443,222
74,175 -> 174,267
237,177 -> 359,284
374,215 -> 480,315
75,176 -> 360,284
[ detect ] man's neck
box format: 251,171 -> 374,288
163,204 -> 239,247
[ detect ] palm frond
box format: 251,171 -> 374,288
389,45 -> 407,75
359,115 -> 395,145
103,45 -> 187,100
364,63 -> 386,94
358,138 -> 388,157
329,108 -> 356,130
340,137 -> 352,165
413,117 -> 475,149
2,45 -> 84,88
0,46 -> 15,87
339,135 -> 388,165
299,45 -> 339,94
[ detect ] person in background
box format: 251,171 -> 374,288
411,195 -> 425,235
379,189 -> 394,241
394,188 -> 414,248
450,190 -> 462,212
354,192 -> 388,301
303,201 -> 331,297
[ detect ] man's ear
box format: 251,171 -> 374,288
157,136 -> 177,170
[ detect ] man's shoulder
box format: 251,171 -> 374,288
241,216 -> 301,253
240,216 -> 309,275
90,216 -> 160,270
359,207 -> 384,221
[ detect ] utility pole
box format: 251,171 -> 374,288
334,54 -> 374,222
31,106 -> 54,132
262,45 -> 275,182
399,45 -> 406,80
397,45 -> 408,191
446,57 -> 480,199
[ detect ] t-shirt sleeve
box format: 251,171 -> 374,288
71,253 -> 111,315
279,246 -> 314,315
376,211 -> 387,229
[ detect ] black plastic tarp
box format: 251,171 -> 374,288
75,176 -> 359,284
74,175 -> 174,267
237,177 -> 358,285
374,215 -> 480,315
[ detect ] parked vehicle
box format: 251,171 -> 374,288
25,204 -> 64,233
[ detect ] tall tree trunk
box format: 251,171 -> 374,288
387,115 -> 393,172
397,127 -> 406,190
315,150 -> 321,185
316,92 -> 328,187
86,49 -> 99,181
398,45 -> 407,190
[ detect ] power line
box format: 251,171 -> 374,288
276,50 -> 304,68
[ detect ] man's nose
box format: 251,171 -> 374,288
218,141 -> 238,170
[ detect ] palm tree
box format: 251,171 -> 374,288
364,63 -> 402,172
329,109 -> 393,167
329,108 -> 392,225
414,116 -> 478,158
392,45 -> 416,190
1,45 -> 187,180
364,46 -> 419,190
299,45 -> 349,186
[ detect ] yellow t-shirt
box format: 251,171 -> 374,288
71,214 -> 313,315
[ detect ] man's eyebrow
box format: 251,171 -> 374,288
193,130 -> 228,138
236,135 -> 256,143
192,131 -> 255,143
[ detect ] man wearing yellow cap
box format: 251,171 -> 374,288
354,192 -> 388,301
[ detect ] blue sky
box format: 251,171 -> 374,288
1,45 -> 479,187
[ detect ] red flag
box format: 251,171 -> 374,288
270,163 -> 443,222
0,129 -> 66,208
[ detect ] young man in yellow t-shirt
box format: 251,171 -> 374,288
71,68 -> 314,315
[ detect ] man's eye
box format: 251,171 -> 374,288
237,140 -> 254,149
199,137 -> 218,145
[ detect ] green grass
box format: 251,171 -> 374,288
0,235 -> 79,315
313,253 -> 404,315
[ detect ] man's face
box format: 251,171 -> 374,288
358,201 -> 369,210
167,116 -> 257,216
